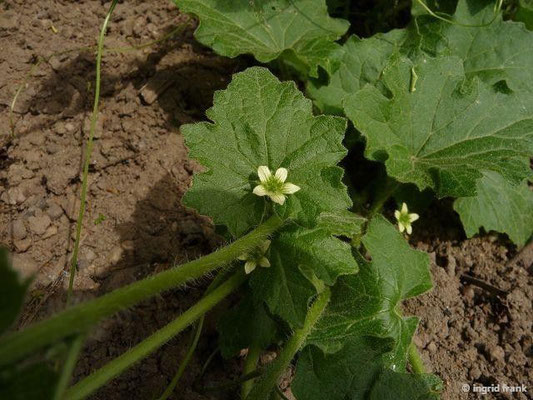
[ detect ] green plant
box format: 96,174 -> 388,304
1,0 -> 532,399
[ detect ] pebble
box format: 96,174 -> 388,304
11,219 -> 27,240
42,225 -> 58,239
1,187 -> 27,205
427,342 -> 437,353
83,248 -> 97,262
46,201 -> 64,220
8,164 -> 34,185
28,214 -> 52,236
489,345 -> 505,363
14,238 -> 32,252
108,245 -> 124,264
469,366 -> 482,380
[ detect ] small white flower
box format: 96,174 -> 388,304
394,202 -> 419,235
238,240 -> 271,274
253,166 -> 300,205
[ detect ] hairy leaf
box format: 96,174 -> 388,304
414,0 -> 533,93
250,221 -> 359,327
454,171 -> 533,246
293,336 -> 441,400
307,216 -> 432,368
307,31 -> 406,114
345,55 -> 533,198
183,66 -> 351,237
218,294 -> 277,358
0,248 -> 30,335
175,0 -> 349,77
316,210 -> 366,238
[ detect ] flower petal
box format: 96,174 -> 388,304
401,202 -> 408,214
257,166 -> 272,182
253,185 -> 268,196
282,183 -> 300,194
406,225 -> 413,235
394,210 -> 401,220
244,260 -> 257,274
270,193 -> 286,205
398,223 -> 405,233
275,167 -> 288,183
409,213 -> 419,223
258,257 -> 271,268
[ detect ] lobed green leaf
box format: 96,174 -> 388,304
182,66 -> 351,237
345,55 -> 533,198
175,0 -> 349,77
454,171 -> 533,246
307,216 -> 432,368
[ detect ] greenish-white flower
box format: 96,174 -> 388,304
238,240 -> 271,274
253,166 -> 301,205
394,202 -> 419,235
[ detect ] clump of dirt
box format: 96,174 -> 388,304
0,1 -> 531,400
405,205 -> 533,400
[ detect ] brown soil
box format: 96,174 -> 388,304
0,1 -> 531,400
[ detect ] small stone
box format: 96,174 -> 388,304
489,345 -> 505,363
462,286 -> 475,300
1,187 -> 26,205
121,240 -> 135,251
46,201 -> 64,220
11,220 -> 27,240
7,164 -> 34,185
108,246 -> 123,264
469,366 -> 481,380
83,248 -> 97,262
28,214 -> 52,235
64,122 -> 76,133
427,342 -> 437,353
46,142 -> 62,154
24,150 -> 42,164
42,225 -> 58,239
14,238 -> 32,252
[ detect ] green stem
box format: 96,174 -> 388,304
241,341 -> 262,399
53,334 -> 86,400
246,288 -> 331,400
157,318 -> 203,400
408,343 -> 426,374
157,266 -> 232,400
65,271 -> 246,400
202,369 -> 263,393
67,0 -> 119,306
275,386 -> 291,400
0,215 -> 283,368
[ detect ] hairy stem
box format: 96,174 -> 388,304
246,288 -> 331,400
67,0 -> 118,306
53,334 -> 86,400
0,215 -> 283,368
65,271 -> 246,400
408,343 -> 427,374
241,341 -> 262,399
157,266 -> 232,400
